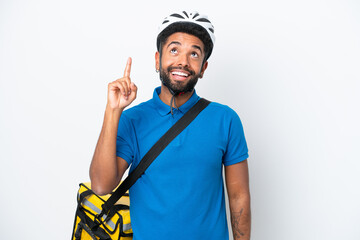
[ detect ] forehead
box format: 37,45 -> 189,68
164,32 -> 204,50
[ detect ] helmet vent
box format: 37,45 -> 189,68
170,13 -> 185,19
196,18 -> 211,23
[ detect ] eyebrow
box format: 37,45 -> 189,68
167,41 -> 203,54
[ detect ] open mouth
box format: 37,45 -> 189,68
171,71 -> 189,77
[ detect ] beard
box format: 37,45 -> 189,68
159,65 -> 201,95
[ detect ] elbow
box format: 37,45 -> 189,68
89,167 -> 118,196
90,172 -> 118,196
228,190 -> 250,202
91,180 -> 114,196
228,191 -> 251,210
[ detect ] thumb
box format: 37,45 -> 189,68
130,82 -> 137,92
129,82 -> 137,99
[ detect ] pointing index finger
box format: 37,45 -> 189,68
124,57 -> 132,77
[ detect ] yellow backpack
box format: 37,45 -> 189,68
72,182 -> 132,240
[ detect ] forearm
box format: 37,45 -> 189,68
90,104 -> 123,195
230,195 -> 251,240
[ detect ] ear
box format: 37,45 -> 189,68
200,61 -> 208,78
155,51 -> 160,71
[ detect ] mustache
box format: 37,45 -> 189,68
167,66 -> 196,76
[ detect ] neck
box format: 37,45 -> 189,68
159,85 -> 194,108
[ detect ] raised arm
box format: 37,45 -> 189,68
225,160 -> 251,240
89,57 -> 137,195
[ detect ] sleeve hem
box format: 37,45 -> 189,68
223,153 -> 249,166
116,153 -> 132,165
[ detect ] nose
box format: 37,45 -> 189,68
176,53 -> 189,67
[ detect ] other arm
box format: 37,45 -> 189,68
225,159 -> 251,240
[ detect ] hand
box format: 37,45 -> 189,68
107,57 -> 137,110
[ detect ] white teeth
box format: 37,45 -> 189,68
172,71 -> 188,77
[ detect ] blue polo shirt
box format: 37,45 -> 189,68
116,87 -> 248,240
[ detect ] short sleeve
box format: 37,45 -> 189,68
222,110 -> 249,166
116,113 -> 135,165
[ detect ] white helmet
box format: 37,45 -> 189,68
157,11 -> 215,60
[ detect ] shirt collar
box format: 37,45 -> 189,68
152,87 -> 200,116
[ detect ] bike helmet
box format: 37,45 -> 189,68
156,11 -> 215,61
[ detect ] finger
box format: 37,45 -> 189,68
109,81 -> 124,94
119,81 -> 129,96
112,78 -> 130,93
123,57 -> 132,78
122,76 -> 131,86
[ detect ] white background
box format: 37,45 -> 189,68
1,0 -> 359,239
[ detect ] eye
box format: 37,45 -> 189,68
170,48 -> 178,54
191,52 -> 199,58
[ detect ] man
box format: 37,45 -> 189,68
90,11 -> 251,240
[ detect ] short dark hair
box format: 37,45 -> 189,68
156,22 -> 213,61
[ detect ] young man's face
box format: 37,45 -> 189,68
155,32 -> 208,94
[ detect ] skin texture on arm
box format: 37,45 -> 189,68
89,57 -> 137,196
89,107 -> 129,195
225,160 -> 251,240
